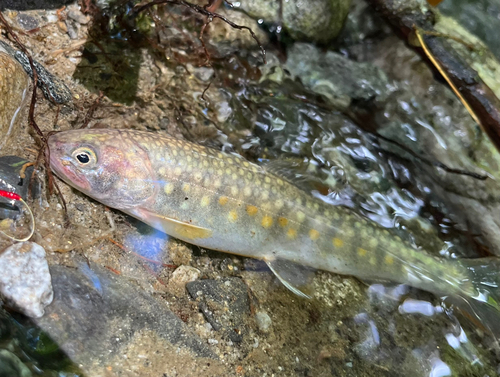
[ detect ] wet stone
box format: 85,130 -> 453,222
34,263 -> 215,375
0,242 -> 52,318
0,41 -> 71,104
186,278 -> 250,343
0,349 -> 32,377
285,42 -> 392,109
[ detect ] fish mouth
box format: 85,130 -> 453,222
48,135 -> 91,192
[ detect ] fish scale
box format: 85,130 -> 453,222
49,129 -> 500,318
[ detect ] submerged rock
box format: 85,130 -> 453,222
285,43 -> 392,109
0,48 -> 29,151
187,278 -> 250,343
34,263 -> 219,376
0,349 -> 32,377
234,0 -> 352,43
0,242 -> 52,318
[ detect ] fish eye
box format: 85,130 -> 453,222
72,147 -> 97,166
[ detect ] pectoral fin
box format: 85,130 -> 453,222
265,258 -> 315,299
132,208 -> 213,240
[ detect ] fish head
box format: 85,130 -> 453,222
48,129 -> 158,210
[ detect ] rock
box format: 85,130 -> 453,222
0,0 -> 72,11
67,9 -> 90,25
34,263 -> 218,376
0,48 -> 29,151
0,40 -> 72,104
285,42 -> 391,109
186,278 -> 250,343
170,265 -> 200,287
0,242 -> 52,318
0,349 -> 32,377
255,311 -> 272,333
234,0 -> 352,43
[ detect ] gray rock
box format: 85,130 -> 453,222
34,263 -> 215,375
0,242 -> 52,318
186,278 -> 249,343
285,43 -> 392,109
0,0 -> 72,11
235,0 -> 352,43
0,349 -> 32,377
0,40 -> 72,104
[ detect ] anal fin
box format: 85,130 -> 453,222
265,258 -> 315,299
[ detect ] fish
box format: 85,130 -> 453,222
48,128 -> 500,315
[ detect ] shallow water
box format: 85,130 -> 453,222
1,0 -> 500,376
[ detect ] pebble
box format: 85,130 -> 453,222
170,265 -> 200,287
0,242 -> 53,318
255,311 -> 272,333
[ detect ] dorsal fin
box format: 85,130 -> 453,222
131,208 -> 212,241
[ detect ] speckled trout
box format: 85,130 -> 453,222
48,129 -> 500,312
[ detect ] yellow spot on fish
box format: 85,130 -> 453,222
182,183 -> 190,192
173,150 -> 178,157
261,216 -> 273,228
368,238 -> 378,248
165,183 -> 175,194
201,196 -> 210,207
278,217 -> 288,227
309,229 -> 320,241
174,167 -> 182,175
187,156 -> 192,162
239,169 -> 245,176
228,210 -> 238,222
277,179 -> 284,186
214,179 -> 222,188
217,153 -> 223,158
333,238 -> 344,248
230,186 -> 239,196
265,177 -> 271,183
194,172 -> 203,181
219,196 -> 229,206
243,161 -> 249,167
385,255 -> 394,265
354,222 -> 362,229
296,211 -> 306,223
243,187 -> 252,197
261,191 -> 269,201
357,247 -> 367,256
271,187 -> 278,194
247,173 -> 253,180
246,205 -> 258,216
159,167 -> 165,175
226,168 -> 232,175
287,228 -> 297,239
232,173 -> 238,180
203,160 -> 209,168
